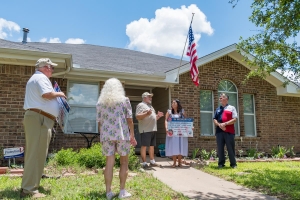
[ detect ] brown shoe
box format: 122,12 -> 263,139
150,162 -> 163,168
20,190 -> 46,198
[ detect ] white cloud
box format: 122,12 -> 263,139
39,37 -> 47,43
39,37 -> 85,44
49,37 -> 61,43
65,38 -> 85,44
126,4 -> 213,56
0,18 -> 20,39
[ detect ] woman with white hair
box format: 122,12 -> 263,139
96,78 -> 137,199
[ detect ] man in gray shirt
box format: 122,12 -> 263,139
136,92 -> 164,168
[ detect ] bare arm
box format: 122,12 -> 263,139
42,91 -> 66,100
126,118 -> 137,146
126,118 -> 134,137
164,112 -> 169,133
136,110 -> 151,120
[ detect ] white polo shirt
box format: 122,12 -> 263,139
23,71 -> 60,117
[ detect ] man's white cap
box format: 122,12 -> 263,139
142,92 -> 153,98
35,58 -> 58,67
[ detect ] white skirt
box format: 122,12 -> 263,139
165,136 -> 188,156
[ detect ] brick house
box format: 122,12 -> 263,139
1,38 -> 300,159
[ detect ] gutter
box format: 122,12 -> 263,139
52,64 -> 71,77
52,56 -> 73,77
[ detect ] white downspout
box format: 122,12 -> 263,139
52,58 -> 72,77
52,64 -> 71,77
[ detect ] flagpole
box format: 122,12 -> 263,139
175,13 -> 195,82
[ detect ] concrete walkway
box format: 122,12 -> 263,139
143,157 -> 278,200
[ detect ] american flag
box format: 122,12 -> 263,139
54,81 -> 70,132
186,25 -> 199,86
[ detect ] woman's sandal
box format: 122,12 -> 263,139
171,163 -> 177,168
178,163 -> 183,168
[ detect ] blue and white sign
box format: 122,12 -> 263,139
167,118 -> 194,137
3,147 -> 24,159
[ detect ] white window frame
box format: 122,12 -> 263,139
64,80 -> 100,134
200,90 -> 214,136
218,80 -> 240,136
243,94 -> 257,137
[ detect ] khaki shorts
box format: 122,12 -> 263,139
101,140 -> 131,156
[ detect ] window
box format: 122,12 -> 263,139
218,80 -> 240,135
65,81 -> 99,133
200,90 -> 214,136
243,94 -> 256,136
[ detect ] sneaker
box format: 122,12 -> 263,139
218,165 -> 225,168
231,165 -> 237,169
150,162 -> 162,167
106,191 -> 116,200
20,190 -> 46,198
118,190 -> 132,199
141,163 -> 148,169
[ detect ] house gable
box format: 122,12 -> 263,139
166,44 -> 300,97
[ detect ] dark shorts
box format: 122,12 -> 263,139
140,131 -> 156,147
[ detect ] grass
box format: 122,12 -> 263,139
202,161 -> 300,200
0,166 -> 188,200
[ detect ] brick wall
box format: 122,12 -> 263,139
1,55 -> 300,159
171,56 -> 300,155
0,64 -> 100,158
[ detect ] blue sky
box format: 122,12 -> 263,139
0,0 -> 256,60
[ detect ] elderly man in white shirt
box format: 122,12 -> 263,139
20,58 -> 66,198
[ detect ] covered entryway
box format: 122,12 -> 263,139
125,85 -> 170,153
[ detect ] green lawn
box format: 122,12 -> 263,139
0,168 -> 188,200
202,161 -> 300,200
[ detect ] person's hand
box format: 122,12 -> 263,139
157,111 -> 164,118
58,92 -> 67,99
130,135 -> 137,146
219,123 -> 226,131
146,109 -> 152,115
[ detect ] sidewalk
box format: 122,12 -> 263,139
142,157 -> 278,200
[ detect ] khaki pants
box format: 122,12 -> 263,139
21,110 -> 54,194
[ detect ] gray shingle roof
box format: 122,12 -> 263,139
0,39 -> 188,75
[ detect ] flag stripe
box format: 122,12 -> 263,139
186,25 -> 199,86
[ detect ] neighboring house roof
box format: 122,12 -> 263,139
0,39 -> 188,76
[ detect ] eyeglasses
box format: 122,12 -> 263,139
45,65 -> 54,70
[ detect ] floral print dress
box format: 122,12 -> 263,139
96,97 -> 132,142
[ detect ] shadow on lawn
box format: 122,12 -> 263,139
0,187 -> 51,200
83,191 -> 107,199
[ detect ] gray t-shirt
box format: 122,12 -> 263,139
136,102 -> 157,133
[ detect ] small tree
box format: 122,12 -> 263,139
229,0 -> 300,85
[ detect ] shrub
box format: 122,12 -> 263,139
271,145 -> 287,159
50,143 -> 140,171
287,146 -> 295,158
77,143 -> 106,168
53,148 -> 78,166
247,148 -> 257,158
200,149 -> 210,160
192,148 -> 200,160
127,146 -> 140,171
210,149 -> 217,159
